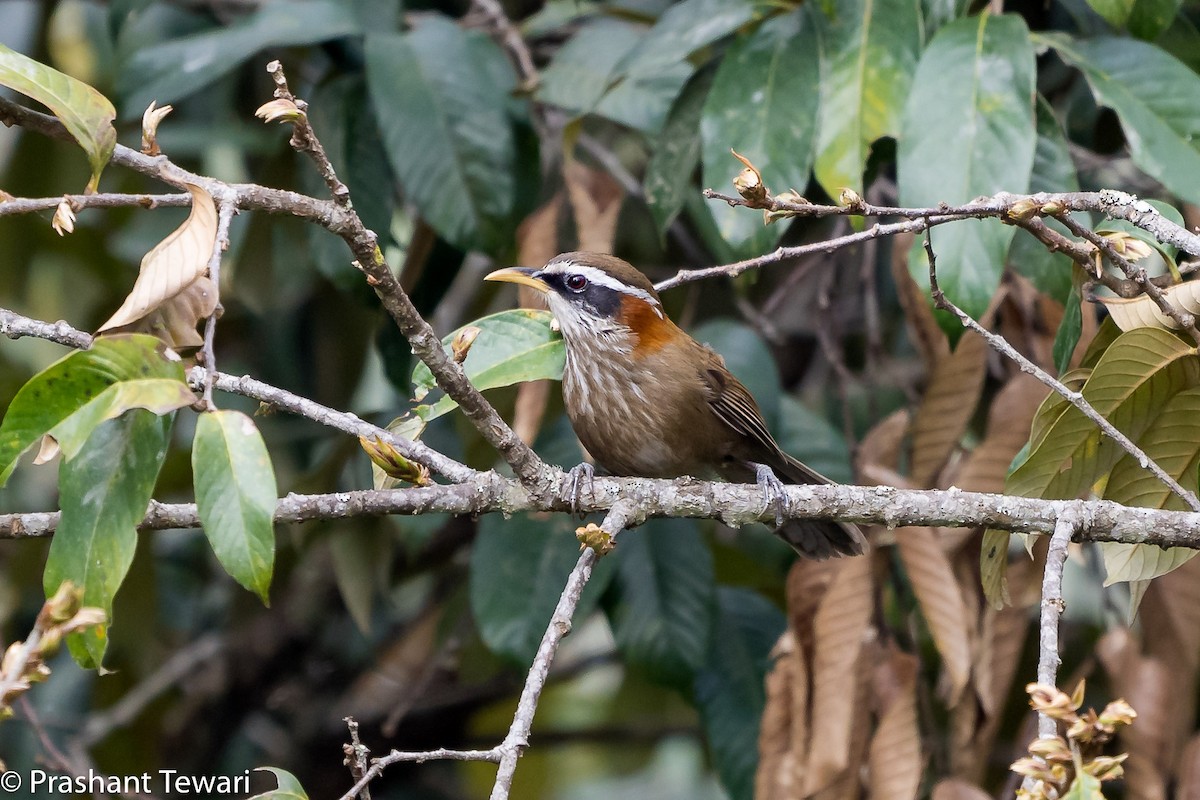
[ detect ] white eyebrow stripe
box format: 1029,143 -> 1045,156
545,261 -> 664,317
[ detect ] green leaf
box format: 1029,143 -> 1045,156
812,0 -> 922,196
469,513 -> 615,664
1062,768 -> 1103,800
249,767 -> 308,800
898,14 -> 1037,323
0,335 -> 184,486
117,0 -> 360,115
1128,0 -> 1182,39
1100,387 -> 1200,584
193,410 -> 277,604
605,519 -> 715,686
44,411 -> 172,667
1085,0 -> 1135,29
693,587 -> 786,800
538,19 -> 644,120
1053,289 -> 1084,375
1007,328 -> 1199,501
410,310 -> 565,423
1046,35 -> 1200,206
597,0 -> 771,132
1009,95 -> 1086,304
0,44 -> 116,191
50,380 -> 194,460
980,527 -> 1012,609
701,8 -> 820,254
645,67 -> 714,235
365,19 -> 517,253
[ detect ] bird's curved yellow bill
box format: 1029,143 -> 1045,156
484,267 -> 549,293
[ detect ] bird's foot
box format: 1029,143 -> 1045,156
565,462 -> 596,517
751,462 -> 787,526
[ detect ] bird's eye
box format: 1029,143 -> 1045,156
565,274 -> 588,292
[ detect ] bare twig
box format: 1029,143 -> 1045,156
1035,508 -> 1083,739
0,192 -> 191,216
468,0 -> 539,91
198,201 -> 236,410
924,232 -> 1200,513
0,308 -> 93,349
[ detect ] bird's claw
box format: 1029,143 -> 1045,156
753,463 -> 787,527
565,462 -> 596,517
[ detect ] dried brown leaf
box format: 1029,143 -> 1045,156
805,555 -> 875,794
891,231 -> 949,368
1141,554 -> 1200,676
99,184 -> 217,333
758,631 -> 801,800
909,331 -> 988,487
564,158 -> 623,254
868,647 -> 922,800
813,636 -> 876,800
856,408 -> 912,483
128,275 -> 218,348
953,374 -> 1048,495
896,526 -> 972,703
1097,629 -> 1171,800
1176,734 -> 1200,800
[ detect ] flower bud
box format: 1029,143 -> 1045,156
141,101 -> 173,156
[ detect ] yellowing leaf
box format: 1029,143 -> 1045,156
99,184 -> 218,336
1101,387 -> 1200,585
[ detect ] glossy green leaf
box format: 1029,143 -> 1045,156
469,513 -> 615,664
812,0 -> 921,196
645,67 -> 714,235
249,767 -> 308,800
898,14 -> 1037,322
1047,35 -> 1200,206
365,19 -> 516,253
0,44 -> 115,191
1100,387 -> 1200,584
701,8 -> 819,254
44,411 -> 172,667
1007,328 -> 1199,500
118,0 -> 360,116
606,519 -> 715,686
0,335 -> 184,486
1009,96 -> 1086,304
411,310 -> 565,423
193,410 -> 277,604
693,587 -> 786,800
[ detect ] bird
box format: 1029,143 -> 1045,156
485,252 -> 866,559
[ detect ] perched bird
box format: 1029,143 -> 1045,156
485,252 -> 866,559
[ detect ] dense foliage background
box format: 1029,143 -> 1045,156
4,0 -> 1200,797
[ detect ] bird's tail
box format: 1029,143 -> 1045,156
773,453 -> 868,560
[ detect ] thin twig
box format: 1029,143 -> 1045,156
199,201 -> 236,410
1035,508 -> 1083,738
489,500 -> 639,799
0,193 -> 191,216
924,231 -> 1200,513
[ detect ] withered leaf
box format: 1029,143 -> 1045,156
99,184 -> 218,339
910,330 -> 988,487
868,648 -> 922,800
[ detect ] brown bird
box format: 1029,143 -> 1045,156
486,252 -> 866,559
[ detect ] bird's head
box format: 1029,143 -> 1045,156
485,252 -> 670,351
